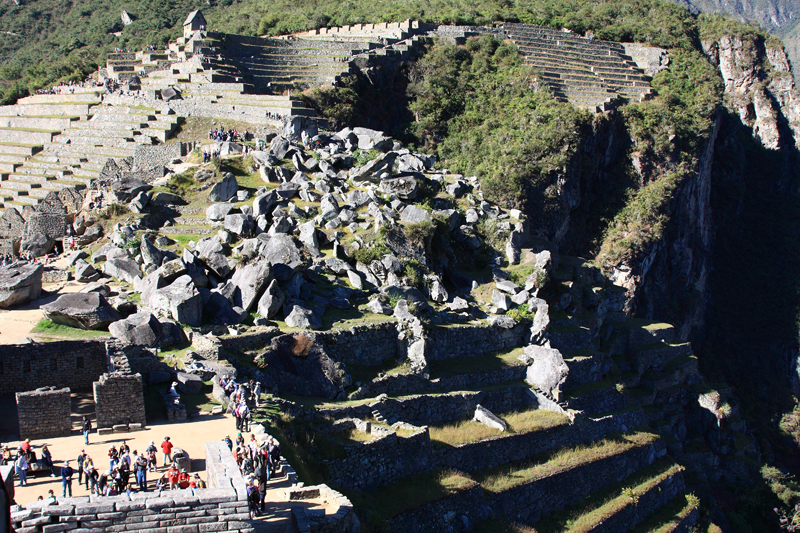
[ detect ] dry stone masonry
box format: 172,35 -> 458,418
92,372 -> 146,429
0,340 -> 107,393
15,387 -> 72,440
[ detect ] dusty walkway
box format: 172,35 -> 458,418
6,413 -> 237,504
0,280 -> 85,344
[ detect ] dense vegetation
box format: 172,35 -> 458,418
0,0 -> 707,104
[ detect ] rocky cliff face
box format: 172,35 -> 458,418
702,35 -> 800,149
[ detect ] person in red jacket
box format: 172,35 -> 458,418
167,464 -> 180,490
160,437 -> 173,467
178,468 -> 191,489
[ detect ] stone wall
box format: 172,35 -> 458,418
93,372 -> 146,429
22,213 -> 67,240
325,426 -> 433,491
426,323 -> 528,361
567,387 -> 626,415
388,436 -> 666,532
133,143 -> 189,171
11,440 -> 253,533
321,408 -> 643,492
316,322 -> 399,365
365,366 -> 527,397
0,340 -> 108,393
317,385 -> 532,426
15,387 -> 72,440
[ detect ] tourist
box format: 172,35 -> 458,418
134,450 -> 148,491
249,434 -> 258,459
190,473 -> 206,489
247,480 -> 261,518
20,439 -> 31,455
61,461 -> 74,497
253,380 -> 262,407
82,416 -> 92,445
178,468 -> 190,489
224,435 -> 233,450
167,464 -> 180,490
108,444 -> 119,471
2,446 -> 12,465
83,456 -> 94,489
240,402 -> 251,432
120,441 -> 130,456
146,441 -> 158,471
40,445 -> 55,477
44,489 -> 56,504
76,449 -> 85,485
97,470 -> 109,496
161,437 -> 173,467
87,467 -> 99,495
14,452 -> 28,486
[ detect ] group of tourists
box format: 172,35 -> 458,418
35,81 -> 90,95
208,127 -> 245,143
6,434 -> 207,498
222,432 -> 281,518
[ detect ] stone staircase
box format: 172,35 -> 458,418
501,23 -> 654,111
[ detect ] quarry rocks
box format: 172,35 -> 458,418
103,257 -> 142,284
109,311 -> 162,347
523,344 -> 569,400
208,173 -> 238,202
151,275 -> 203,327
0,263 -> 43,308
41,292 -> 121,330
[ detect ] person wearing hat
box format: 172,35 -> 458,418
161,437 -> 173,467
61,461 -> 74,497
167,463 -> 180,490
190,473 -> 206,489
145,441 -> 157,471
178,468 -> 191,489
224,435 -> 233,450
134,450 -> 148,491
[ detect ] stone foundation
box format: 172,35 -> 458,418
0,340 -> 107,393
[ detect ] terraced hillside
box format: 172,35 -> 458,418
251,252 -> 745,531
502,23 -> 655,111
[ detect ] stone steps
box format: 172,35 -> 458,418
45,143 -> 135,159
0,115 -> 79,130
0,103 -> 93,116
0,143 -> 41,156
0,128 -> 56,144
17,92 -> 102,105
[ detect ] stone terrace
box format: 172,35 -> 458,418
502,22 -> 656,111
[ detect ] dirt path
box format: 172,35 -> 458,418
6,413 -> 237,505
0,280 -> 86,344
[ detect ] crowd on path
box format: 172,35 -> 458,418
3,434 -> 206,498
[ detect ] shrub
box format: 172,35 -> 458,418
403,219 -> 436,245
124,236 -> 141,250
353,241 -> 391,264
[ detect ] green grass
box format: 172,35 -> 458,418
628,493 -> 699,533
343,469 -> 477,521
533,460 -> 683,532
30,319 -> 110,340
428,346 -> 525,378
348,359 -> 410,385
429,407 -> 568,448
473,431 -> 659,494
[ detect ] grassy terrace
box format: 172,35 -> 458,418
343,469 -> 478,521
429,407 -> 568,448
473,430 -> 660,494
30,319 -> 111,341
629,493 -> 699,533
330,423 -> 420,445
428,346 -> 526,378
533,460 -> 683,532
